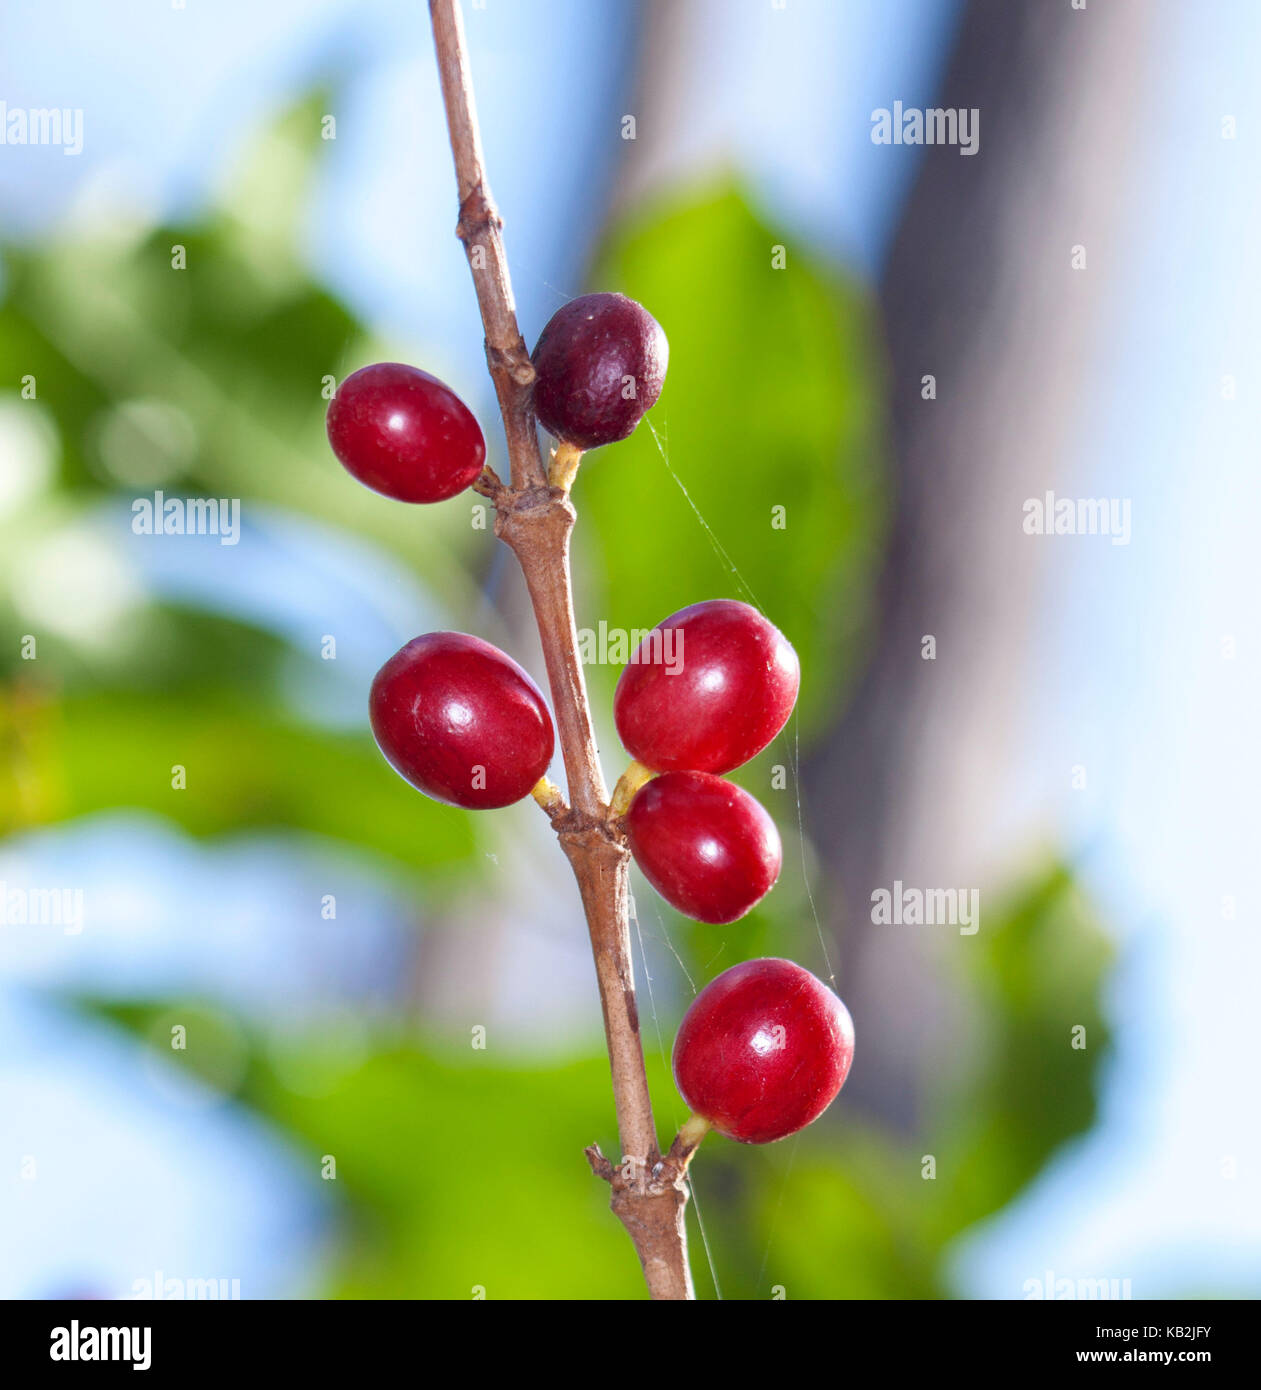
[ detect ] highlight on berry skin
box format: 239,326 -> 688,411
625,770 -> 782,924
327,361 -> 486,503
530,292 -> 668,451
369,631 -> 555,810
614,598 -> 800,775
672,958 -> 855,1145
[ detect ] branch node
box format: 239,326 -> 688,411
456,182 -> 501,241
485,339 -> 535,386
585,1144 -> 616,1183
471,464 -> 505,500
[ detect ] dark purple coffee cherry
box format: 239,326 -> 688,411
531,292 -> 668,450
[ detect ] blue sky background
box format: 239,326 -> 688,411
2,0 -> 1258,1298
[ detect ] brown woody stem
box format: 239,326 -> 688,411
428,0 -> 695,1300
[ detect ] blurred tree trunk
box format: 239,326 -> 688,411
602,0 -> 1156,1134
803,0 -> 1155,1128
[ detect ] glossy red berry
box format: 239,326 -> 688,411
673,958 -> 854,1144
614,599 -> 799,774
327,362 -> 486,503
625,771 -> 781,924
369,632 -> 554,809
531,292 -> 668,450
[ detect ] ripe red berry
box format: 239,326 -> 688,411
624,771 -> 781,924
327,362 -> 486,503
614,599 -> 800,774
531,292 -> 668,450
369,632 -> 554,809
673,958 -> 854,1144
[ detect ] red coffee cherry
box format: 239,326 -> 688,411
327,362 -> 486,503
673,958 -> 854,1144
614,599 -> 800,774
369,632 -> 554,809
531,292 -> 668,450
624,771 -> 781,924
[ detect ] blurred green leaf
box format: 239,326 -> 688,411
926,863 -> 1114,1243
249,1040 -> 677,1300
0,93 -> 496,616
48,690 -> 477,875
744,1134 -> 944,1301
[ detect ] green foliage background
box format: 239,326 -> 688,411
0,102 -> 1112,1299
